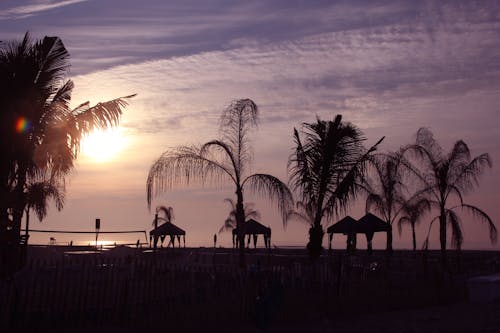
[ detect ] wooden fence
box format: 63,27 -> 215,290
0,251 -> 497,331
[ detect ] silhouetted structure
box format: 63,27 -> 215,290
357,213 -> 391,254
327,213 -> 391,253
150,222 -> 186,248
232,219 -> 271,249
327,216 -> 357,251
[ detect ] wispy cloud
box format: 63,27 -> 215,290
71,10 -> 500,138
0,0 -> 87,19
4,0 -> 499,248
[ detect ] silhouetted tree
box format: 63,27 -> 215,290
288,115 -> 383,259
219,198 -> 260,234
155,205 -> 174,224
146,99 -> 293,267
405,128 -> 496,257
0,32 -> 133,260
364,152 -> 407,252
397,196 -> 431,251
24,175 -> 65,238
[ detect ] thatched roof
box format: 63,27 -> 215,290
150,222 -> 186,237
232,219 -> 271,236
327,216 -> 357,234
327,213 -> 390,235
357,213 -> 391,233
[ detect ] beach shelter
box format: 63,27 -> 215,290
150,222 -> 186,248
232,219 -> 271,249
356,213 -> 391,254
327,216 -> 358,251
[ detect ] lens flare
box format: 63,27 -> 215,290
15,117 -> 32,134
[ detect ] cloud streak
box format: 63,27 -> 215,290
0,0 -> 87,19
3,0 -> 499,249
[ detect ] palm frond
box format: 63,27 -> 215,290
33,36 -> 70,88
146,146 -> 235,209
26,180 -> 65,221
219,198 -> 260,233
201,140 -> 238,180
422,216 -> 438,250
397,216 -> 411,236
286,200 -> 315,226
243,173 -> 293,227
72,94 -> 134,135
415,127 -> 443,161
155,205 -> 174,223
447,209 -> 463,250
450,153 -> 492,194
365,193 -> 385,216
219,99 -> 258,176
456,204 -> 497,244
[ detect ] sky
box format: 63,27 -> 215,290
2,0 -> 500,250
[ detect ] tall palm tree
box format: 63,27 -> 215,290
0,32 -> 134,250
405,127 -> 496,257
364,152 -> 407,252
146,99 -> 293,267
397,196 -> 431,251
288,115 -> 383,259
219,198 -> 260,234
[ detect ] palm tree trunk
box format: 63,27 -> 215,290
25,207 -> 30,237
439,208 -> 447,262
385,213 -> 393,252
308,211 -> 324,259
386,229 -> 393,252
411,223 -> 416,251
235,188 -> 246,269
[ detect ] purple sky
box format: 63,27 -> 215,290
2,0 -> 500,249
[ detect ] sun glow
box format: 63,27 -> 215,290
81,128 -> 128,163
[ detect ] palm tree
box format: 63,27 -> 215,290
219,198 -> 260,234
364,152 -> 407,252
155,205 -> 174,224
24,175 -> 65,238
288,115 -> 383,259
0,32 -> 134,251
152,205 -> 174,247
146,99 -> 293,267
397,196 -> 431,251
405,127 -> 496,257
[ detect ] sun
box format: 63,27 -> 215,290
81,128 -> 127,163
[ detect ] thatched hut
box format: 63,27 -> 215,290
150,222 -> 186,248
232,219 -> 271,249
